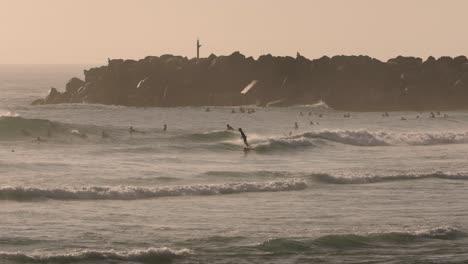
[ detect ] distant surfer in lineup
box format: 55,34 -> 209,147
238,128 -> 249,147
294,122 -> 299,129
163,124 -> 167,131
129,126 -> 144,134
226,124 -> 234,131
102,131 -> 110,138
21,129 -> 31,136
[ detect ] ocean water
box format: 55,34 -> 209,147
1,65 -> 468,263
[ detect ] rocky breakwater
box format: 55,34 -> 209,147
32,53 -> 468,110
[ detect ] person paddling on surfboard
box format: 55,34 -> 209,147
238,128 -> 249,147
226,124 -> 234,131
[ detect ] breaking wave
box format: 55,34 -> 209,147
177,130 -> 237,142
0,247 -> 190,263
310,172 -> 468,184
251,137 -> 317,152
301,129 -> 468,146
0,179 -> 307,201
258,226 -> 466,253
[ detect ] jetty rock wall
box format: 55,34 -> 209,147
32,53 -> 468,110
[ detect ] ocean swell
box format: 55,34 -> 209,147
311,172 -> 468,184
0,247 -> 190,263
0,179 -> 307,201
258,227 -> 466,253
301,129 -> 468,146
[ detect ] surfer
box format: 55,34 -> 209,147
163,124 -> 167,131
102,130 -> 110,138
129,126 -> 144,134
21,129 -> 31,136
294,122 -> 299,129
238,128 -> 249,147
226,124 -> 234,131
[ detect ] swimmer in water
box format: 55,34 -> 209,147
102,131 -> 110,138
238,128 -> 249,147
163,124 -> 167,131
21,129 -> 31,137
226,124 -> 234,131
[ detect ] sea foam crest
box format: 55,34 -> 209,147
252,136 -> 316,152
312,172 -> 468,184
258,226 -> 466,252
0,179 -> 307,201
0,247 -> 190,263
301,129 -> 468,146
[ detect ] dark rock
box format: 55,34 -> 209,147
32,53 -> 468,110
65,77 -> 85,93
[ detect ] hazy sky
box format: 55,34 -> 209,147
1,0 -> 467,64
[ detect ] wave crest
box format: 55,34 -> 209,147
258,227 -> 466,253
252,137 -> 316,152
301,129 -> 468,146
177,130 -> 237,142
0,179 -> 307,201
0,247 -> 190,263
311,172 -> 468,184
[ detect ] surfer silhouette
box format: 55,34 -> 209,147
226,124 -> 234,131
238,128 -> 249,147
163,124 -> 167,131
102,130 -> 110,138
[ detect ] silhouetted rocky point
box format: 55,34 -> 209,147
32,53 -> 468,110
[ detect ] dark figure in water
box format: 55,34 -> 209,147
294,122 -> 299,129
102,131 -> 110,138
36,136 -> 45,142
226,124 -> 234,131
129,126 -> 144,134
238,128 -> 249,147
21,129 -> 31,136
163,124 -> 167,131
430,112 -> 435,118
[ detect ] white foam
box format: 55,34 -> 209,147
0,247 -> 190,262
0,110 -> 19,117
0,179 -> 307,201
302,129 -> 468,146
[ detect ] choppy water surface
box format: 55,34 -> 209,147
1,65 -> 468,263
